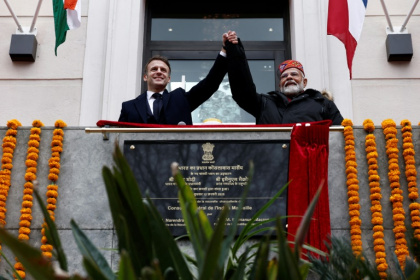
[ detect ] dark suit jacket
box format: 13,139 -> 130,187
118,54 -> 228,125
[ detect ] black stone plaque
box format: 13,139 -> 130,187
124,140 -> 289,236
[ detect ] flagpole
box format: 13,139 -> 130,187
30,0 -> 44,33
400,0 -> 419,32
3,0 -> 24,33
379,0 -> 394,32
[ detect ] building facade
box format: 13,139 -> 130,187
0,0 -> 419,126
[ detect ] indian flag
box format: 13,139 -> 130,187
53,0 -> 81,55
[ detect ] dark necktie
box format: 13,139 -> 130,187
152,93 -> 163,121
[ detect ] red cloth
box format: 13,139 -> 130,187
287,120 -> 332,254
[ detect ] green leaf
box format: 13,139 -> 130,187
276,217 -> 303,280
144,197 -> 193,280
0,227 -> 55,279
200,205 -> 229,280
0,251 -> 23,280
118,250 -> 137,280
294,181 -> 323,261
70,219 -> 116,280
248,235 -> 270,280
82,257 -> 110,280
33,188 -> 68,271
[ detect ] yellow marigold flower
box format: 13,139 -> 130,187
47,198 -> 57,204
7,119 -> 22,129
19,219 -> 31,227
52,135 -> 64,142
23,189 -> 34,195
51,140 -> 63,147
373,232 -> 385,239
42,252 -> 52,259
24,172 -> 36,181
27,147 -> 39,154
18,227 -> 31,235
48,173 -> 59,181
52,146 -> 63,153
18,234 -> 29,240
5,129 -> 17,136
372,217 -> 383,225
53,129 -> 65,136
54,120 -> 67,128
41,236 -> 48,244
14,262 -> 24,270
349,204 -> 361,211
2,163 -> 13,170
342,119 -> 353,126
49,168 -> 60,175
1,157 -> 12,164
29,134 -> 41,141
49,157 -> 60,164
373,238 -> 385,246
47,184 -> 58,191
46,190 -> 58,198
409,192 -> 419,200
47,204 -> 56,211
20,214 -> 32,221
400,119 -> 411,127
30,127 -> 41,135
363,119 -> 375,132
32,120 -> 44,127
22,201 -> 33,208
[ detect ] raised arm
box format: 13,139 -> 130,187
225,37 -> 261,117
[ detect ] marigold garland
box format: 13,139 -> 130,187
13,120 -> 44,279
400,120 -> 420,243
381,119 -> 409,269
342,119 -> 363,256
363,119 -> 388,279
0,119 -> 22,254
40,120 -> 67,259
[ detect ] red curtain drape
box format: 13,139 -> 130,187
287,120 -> 332,254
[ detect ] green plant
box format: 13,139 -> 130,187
0,143 -> 322,279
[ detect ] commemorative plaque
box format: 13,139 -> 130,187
124,140 -> 289,236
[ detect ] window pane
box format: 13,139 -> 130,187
152,18 -> 284,41
168,60 -> 275,124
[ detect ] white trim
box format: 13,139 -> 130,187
79,0 -> 145,126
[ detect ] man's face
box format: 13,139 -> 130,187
143,60 -> 171,92
279,68 -> 307,97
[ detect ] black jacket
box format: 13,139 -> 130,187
226,39 -> 344,125
118,54 -> 228,125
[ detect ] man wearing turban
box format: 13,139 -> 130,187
224,31 -> 343,125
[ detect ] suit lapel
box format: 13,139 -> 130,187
134,92 -> 149,123
162,89 -> 170,110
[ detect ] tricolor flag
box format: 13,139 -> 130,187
52,0 -> 81,55
327,0 -> 368,79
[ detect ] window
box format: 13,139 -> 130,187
144,0 -> 290,123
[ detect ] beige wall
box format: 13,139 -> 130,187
351,0 -> 420,125
0,0 -> 88,126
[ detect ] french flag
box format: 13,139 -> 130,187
327,0 -> 368,79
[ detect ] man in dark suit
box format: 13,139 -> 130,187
118,33 -> 237,125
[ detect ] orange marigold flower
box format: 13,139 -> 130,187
54,120 -> 67,128
373,231 -> 385,239
47,184 -> 58,191
32,120 -> 44,127
42,252 -> 52,259
30,127 -> 41,135
47,204 -> 56,211
342,119 -> 353,126
24,172 -> 36,181
46,190 -> 58,198
29,134 -> 41,141
363,119 -> 375,132
18,227 -> 31,235
19,220 -> 31,227
48,173 -> 59,181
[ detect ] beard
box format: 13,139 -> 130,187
280,80 -> 305,97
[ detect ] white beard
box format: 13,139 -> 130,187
281,81 -> 305,97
